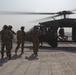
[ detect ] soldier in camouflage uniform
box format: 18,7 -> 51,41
15,26 -> 26,54
0,25 -> 13,59
8,25 -> 16,49
59,27 -> 64,38
32,26 -> 41,56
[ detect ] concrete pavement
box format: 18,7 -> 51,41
0,42 -> 76,75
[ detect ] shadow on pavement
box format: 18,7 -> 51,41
11,54 -> 22,60
0,57 -> 8,67
25,53 -> 38,61
25,45 -> 76,53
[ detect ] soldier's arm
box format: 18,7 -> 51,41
11,30 -> 16,35
9,31 -> 14,39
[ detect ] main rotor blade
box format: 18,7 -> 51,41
30,14 -> 60,22
0,11 -> 57,15
71,9 -> 76,12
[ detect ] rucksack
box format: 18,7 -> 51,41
1,29 -> 13,40
17,30 -> 25,40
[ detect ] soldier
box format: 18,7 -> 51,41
0,25 -> 13,60
8,25 -> 16,49
15,26 -> 26,54
59,27 -> 64,38
8,25 -> 16,35
31,26 -> 41,56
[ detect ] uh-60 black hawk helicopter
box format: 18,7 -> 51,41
0,9 -> 76,47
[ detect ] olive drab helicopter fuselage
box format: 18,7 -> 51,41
38,18 -> 76,47
0,10 -> 76,47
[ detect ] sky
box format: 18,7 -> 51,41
0,0 -> 76,32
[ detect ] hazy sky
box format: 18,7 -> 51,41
0,0 -> 76,32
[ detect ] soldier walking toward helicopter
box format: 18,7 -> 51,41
8,25 -> 16,50
0,25 -> 13,60
15,26 -> 26,54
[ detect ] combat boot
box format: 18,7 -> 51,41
8,53 -> 11,60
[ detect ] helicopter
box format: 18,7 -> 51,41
0,9 -> 76,47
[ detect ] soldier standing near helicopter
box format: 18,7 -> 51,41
59,27 -> 65,41
59,27 -> 64,38
31,26 -> 41,56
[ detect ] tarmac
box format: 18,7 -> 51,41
0,42 -> 76,75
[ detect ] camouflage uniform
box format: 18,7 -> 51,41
15,26 -> 26,54
0,25 -> 13,59
8,25 -> 16,49
32,26 -> 41,56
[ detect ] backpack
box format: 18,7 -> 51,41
17,30 -> 25,40
1,29 -> 13,41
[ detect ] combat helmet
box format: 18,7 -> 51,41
21,26 -> 25,30
3,25 -> 8,29
8,25 -> 12,30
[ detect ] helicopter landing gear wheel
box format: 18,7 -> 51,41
51,42 -> 58,48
